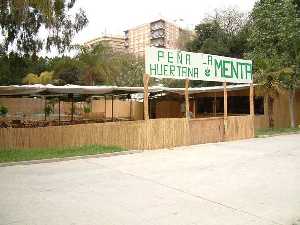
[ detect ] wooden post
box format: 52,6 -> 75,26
143,74 -> 149,120
58,97 -> 61,125
192,98 -> 196,118
111,95 -> 114,122
104,95 -> 107,120
250,83 -> 255,136
223,82 -> 228,138
213,92 -> 217,117
71,94 -> 74,122
185,79 -> 190,119
44,97 -> 47,121
130,99 -> 132,120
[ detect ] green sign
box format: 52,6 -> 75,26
145,47 -> 253,83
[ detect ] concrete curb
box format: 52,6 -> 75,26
0,150 -> 143,167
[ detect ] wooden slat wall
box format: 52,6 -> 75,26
226,115 -> 254,141
0,118 -> 189,150
254,115 -> 268,129
189,117 -> 224,145
0,116 -> 254,150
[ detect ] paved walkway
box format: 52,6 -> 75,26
1,134 -> 300,225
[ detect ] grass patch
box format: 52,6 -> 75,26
0,145 -> 127,163
255,127 -> 300,137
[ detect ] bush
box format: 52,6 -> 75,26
83,105 -> 91,113
0,105 -> 8,116
44,104 -> 53,117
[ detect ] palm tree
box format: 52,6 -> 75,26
254,59 -> 282,128
278,66 -> 299,128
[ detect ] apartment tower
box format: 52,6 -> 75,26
124,19 -> 193,57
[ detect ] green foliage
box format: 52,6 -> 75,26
186,8 -> 249,59
249,0 -> 300,127
22,73 -> 40,84
0,0 -> 88,55
44,104 -> 54,117
0,52 -> 49,85
0,145 -> 126,163
51,57 -> 83,85
0,105 -> 8,116
83,105 -> 91,113
39,71 -> 53,84
110,53 -> 144,86
22,71 -> 53,84
78,43 -> 117,85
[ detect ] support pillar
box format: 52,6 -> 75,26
143,74 -> 149,120
44,97 -> 47,121
185,79 -> 190,119
71,94 -> 74,122
223,82 -> 228,139
111,95 -> 114,122
58,97 -> 61,125
250,83 -> 255,136
104,95 -> 107,120
213,92 -> 217,117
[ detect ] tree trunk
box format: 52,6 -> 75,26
267,95 -> 274,128
288,88 -> 296,128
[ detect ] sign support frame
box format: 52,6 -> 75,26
143,74 -> 150,120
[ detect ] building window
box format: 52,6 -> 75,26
196,95 -> 264,115
254,96 -> 264,115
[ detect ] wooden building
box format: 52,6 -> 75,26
150,85 -> 300,129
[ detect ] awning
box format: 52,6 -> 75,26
0,84 -> 255,96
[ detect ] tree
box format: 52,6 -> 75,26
51,57 -> 83,85
108,53 -> 144,86
254,58 -> 282,128
22,71 -> 53,84
249,0 -> 300,127
78,43 -> 117,85
22,73 -> 40,84
0,52 -> 49,84
0,0 -> 88,56
186,8 -> 250,58
39,71 -> 53,84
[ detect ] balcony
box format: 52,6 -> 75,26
150,19 -> 165,31
150,30 -> 165,40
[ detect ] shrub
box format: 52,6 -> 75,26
0,105 -> 8,116
83,105 -> 91,113
44,104 -> 53,117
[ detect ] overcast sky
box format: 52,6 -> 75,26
72,0 -> 257,45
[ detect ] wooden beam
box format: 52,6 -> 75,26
185,79 -> 190,119
104,95 -> 107,120
250,83 -> 254,116
213,92 -> 217,116
130,99 -> 132,120
192,98 -> 196,118
44,97 -> 47,121
71,94 -> 74,122
58,97 -> 61,125
223,82 -> 228,138
143,74 -> 150,120
250,83 -> 255,136
111,95 -> 114,122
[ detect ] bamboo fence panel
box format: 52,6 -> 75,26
254,115 -> 268,129
0,116 -> 254,150
0,118 -> 189,150
189,117 -> 224,145
226,116 -> 254,141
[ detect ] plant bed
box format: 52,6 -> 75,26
0,145 -> 126,163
